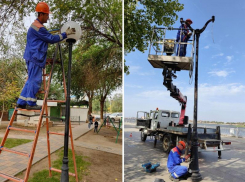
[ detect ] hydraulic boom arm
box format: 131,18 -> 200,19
162,67 -> 187,125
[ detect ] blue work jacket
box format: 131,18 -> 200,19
176,24 -> 190,43
167,147 -> 185,170
23,19 -> 67,68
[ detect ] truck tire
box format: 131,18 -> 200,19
141,131 -> 147,142
162,135 -> 172,153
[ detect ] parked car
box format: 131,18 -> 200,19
103,113 -> 111,119
109,112 -> 122,122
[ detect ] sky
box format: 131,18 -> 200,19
124,0 -> 245,123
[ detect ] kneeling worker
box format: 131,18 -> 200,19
167,141 -> 190,181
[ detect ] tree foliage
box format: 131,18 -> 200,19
0,59 -> 26,112
0,0 -> 122,119
124,0 -> 184,53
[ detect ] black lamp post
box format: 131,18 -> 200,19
187,16 -> 215,182
61,38 -> 76,182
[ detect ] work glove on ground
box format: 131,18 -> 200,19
66,27 -> 76,35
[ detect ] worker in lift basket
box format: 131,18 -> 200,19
16,2 -> 75,110
176,19 -> 193,57
167,141 -> 191,182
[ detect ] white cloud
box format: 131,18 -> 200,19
226,56 -> 233,62
208,70 -> 235,77
125,83 -> 245,122
225,56 -> 234,65
211,53 -> 224,58
129,66 -> 141,74
125,84 -> 143,89
129,65 -> 156,76
204,45 -> 209,49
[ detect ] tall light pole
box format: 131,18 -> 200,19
187,16 -> 215,182
61,38 -> 76,182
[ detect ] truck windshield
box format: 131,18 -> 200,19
171,113 -> 179,118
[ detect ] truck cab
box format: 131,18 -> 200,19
136,109 -> 180,130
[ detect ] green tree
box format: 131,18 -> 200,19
0,59 -> 26,123
124,0 -> 184,53
111,93 -> 122,112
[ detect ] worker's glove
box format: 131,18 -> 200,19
187,32 -> 192,37
66,27 -> 76,35
184,154 -> 191,160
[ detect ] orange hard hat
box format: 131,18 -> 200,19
179,141 -> 186,148
36,2 -> 51,14
186,19 -> 193,24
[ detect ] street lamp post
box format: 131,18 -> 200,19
61,38 -> 76,182
186,16 -> 215,182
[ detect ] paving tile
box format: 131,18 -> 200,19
0,123 -> 92,182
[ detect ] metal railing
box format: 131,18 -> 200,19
148,27 -> 195,58
125,118 -> 245,138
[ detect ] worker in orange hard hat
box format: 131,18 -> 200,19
16,2 -> 76,110
167,141 -> 191,181
176,18 -> 193,57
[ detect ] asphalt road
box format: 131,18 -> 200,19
124,122 -> 245,182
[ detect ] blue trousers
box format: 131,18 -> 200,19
169,165 -> 188,179
176,43 -> 187,56
17,61 -> 42,106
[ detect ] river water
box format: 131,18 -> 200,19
125,118 -> 245,138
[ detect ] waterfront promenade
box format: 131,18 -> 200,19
124,121 -> 245,182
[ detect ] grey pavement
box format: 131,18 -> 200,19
0,122 -> 93,181
74,141 -> 122,155
124,122 -> 245,182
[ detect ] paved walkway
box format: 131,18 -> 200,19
74,141 -> 122,155
0,122 -> 92,181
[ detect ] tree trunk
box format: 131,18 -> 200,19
86,91 -> 94,122
0,102 -> 4,125
100,99 -> 105,123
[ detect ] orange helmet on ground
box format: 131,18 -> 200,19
36,2 -> 51,14
179,141 -> 186,148
186,19 -> 193,24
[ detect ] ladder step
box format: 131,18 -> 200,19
42,74 -> 50,76
0,171 -> 23,182
50,167 -> 76,177
47,100 -> 66,103
16,108 -> 41,112
9,126 -> 36,133
1,147 -> 30,157
49,132 -> 70,137
37,90 -> 46,94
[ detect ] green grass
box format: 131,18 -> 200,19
0,138 -> 32,148
29,148 -> 91,182
235,124 -> 245,128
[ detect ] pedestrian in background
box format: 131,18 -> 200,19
94,120 -> 98,133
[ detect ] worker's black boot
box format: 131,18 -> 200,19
16,104 -> 26,109
169,175 -> 179,182
26,104 -> 42,110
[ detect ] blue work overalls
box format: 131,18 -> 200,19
167,146 -> 188,179
17,19 -> 67,106
176,24 -> 191,57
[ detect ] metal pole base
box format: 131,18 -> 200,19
61,157 -> 69,182
191,171 -> 202,182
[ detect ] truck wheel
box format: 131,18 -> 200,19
163,135 -> 171,153
141,131 -> 147,142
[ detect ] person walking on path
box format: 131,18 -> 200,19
88,114 -> 93,129
94,120 -> 98,133
176,19 -> 193,57
16,2 -> 75,110
167,141 -> 191,181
